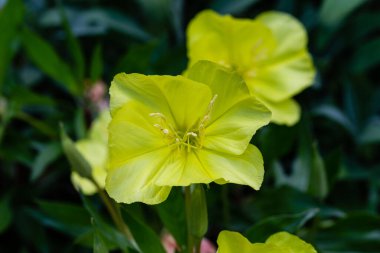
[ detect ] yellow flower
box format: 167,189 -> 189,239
71,110 -> 110,195
217,231 -> 317,253
187,10 -> 316,126
106,61 -> 271,204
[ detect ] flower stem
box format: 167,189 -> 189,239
93,180 -> 134,244
185,186 -> 195,253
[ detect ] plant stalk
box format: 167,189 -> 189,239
185,186 -> 195,253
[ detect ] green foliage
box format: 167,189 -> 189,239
1,0 -> 379,252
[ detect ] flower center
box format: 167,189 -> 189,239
149,94 -> 218,152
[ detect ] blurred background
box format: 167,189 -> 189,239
0,0 -> 379,252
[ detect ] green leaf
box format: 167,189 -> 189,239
31,200 -> 92,236
31,142 -> 62,181
122,208 -> 166,253
245,208 -> 319,242
81,195 -> 131,251
59,4 -> 85,83
156,188 -> 187,247
93,219 -> 109,253
0,0 -> 24,87
351,38 -> 380,74
81,9 -> 150,41
359,117 -> 380,144
312,104 -> 356,135
22,28 -> 79,96
211,0 -> 260,14
307,143 -> 329,200
0,194 -> 12,233
9,85 -> 56,107
320,0 -> 367,27
60,124 -> 93,179
315,212 -> 380,251
273,118 -> 329,200
90,44 -> 103,82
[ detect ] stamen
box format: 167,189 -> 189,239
186,132 -> 197,137
150,112 -> 166,119
162,129 -> 169,134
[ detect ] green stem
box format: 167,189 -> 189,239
221,185 -> 230,226
185,186 -> 194,253
194,238 -> 201,253
93,181 -> 134,242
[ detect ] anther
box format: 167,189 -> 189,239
162,129 -> 169,134
186,132 -> 197,137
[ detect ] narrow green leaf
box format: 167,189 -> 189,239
22,28 -> 79,95
0,0 -> 24,87
122,208 -> 166,253
31,200 -> 92,236
0,194 -> 12,233
245,208 -> 319,243
359,117 -> 380,144
90,44 -> 103,82
320,0 -> 367,27
351,38 -> 380,74
81,195 -> 132,251
313,104 -> 356,135
59,4 -> 85,84
307,143 -> 329,200
60,124 -> 92,179
31,142 -> 62,181
211,0 -> 260,14
79,9 -> 150,41
93,219 -> 109,253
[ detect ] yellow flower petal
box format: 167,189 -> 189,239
106,147 -> 172,205
151,75 -> 212,130
186,10 -> 316,126
251,11 -> 316,102
204,98 -> 270,155
266,232 -> 317,253
71,172 -> 97,195
200,144 -> 264,190
108,100 -> 167,168
187,10 -> 230,68
89,110 -> 111,143
110,73 -> 212,130
107,62 -> 270,204
187,10 -> 275,72
71,138 -> 108,195
217,231 -> 317,253
109,73 -> 171,117
154,151 -> 215,186
217,231 -> 255,253
154,144 -> 265,190
256,96 -> 301,126
187,61 -> 271,155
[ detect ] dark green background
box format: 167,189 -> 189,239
0,0 -> 379,252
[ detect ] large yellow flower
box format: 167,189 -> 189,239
217,231 -> 317,253
187,10 -> 316,125
71,110 -> 110,195
106,61 -> 271,204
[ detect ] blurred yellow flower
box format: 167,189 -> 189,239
187,10 -> 316,125
217,231 -> 317,253
106,61 -> 271,204
71,110 -> 110,195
